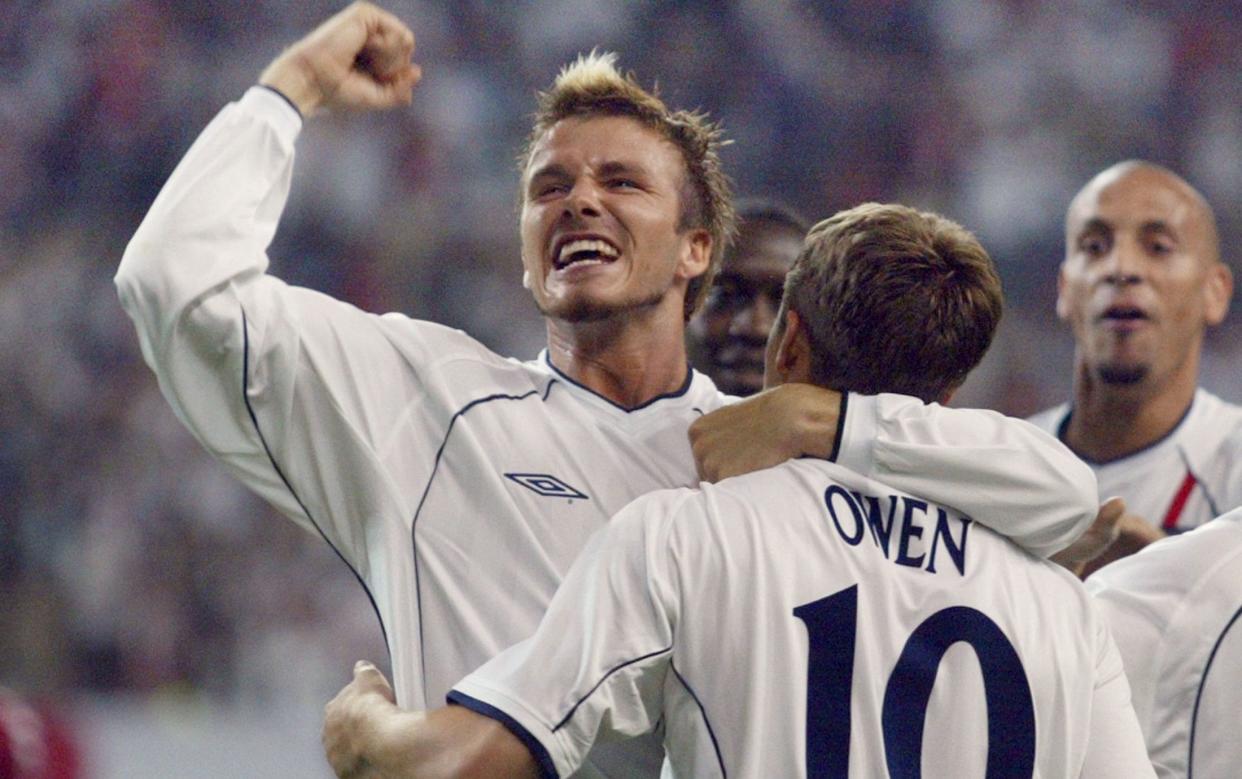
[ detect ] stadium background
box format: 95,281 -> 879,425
1,1 -> 1239,775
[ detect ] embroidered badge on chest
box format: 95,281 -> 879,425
504,473 -> 590,501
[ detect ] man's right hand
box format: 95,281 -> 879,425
690,383 -> 842,483
260,2 -> 421,117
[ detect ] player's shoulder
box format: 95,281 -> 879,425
375,312 -> 503,361
1089,506 -> 1242,601
376,313 -> 553,388
1026,402 -> 1070,435
1185,388 -> 1242,442
696,457 -> 838,512
1179,388 -> 1242,493
686,368 -> 733,412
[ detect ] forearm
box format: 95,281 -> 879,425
329,702 -> 538,779
838,394 -> 1098,557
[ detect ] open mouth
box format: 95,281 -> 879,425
1099,304 -> 1148,323
552,238 -> 620,270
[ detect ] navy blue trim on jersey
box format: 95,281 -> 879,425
670,660 -> 727,778
828,391 -> 849,462
1055,395 -> 1196,466
410,378 -> 559,687
239,309 -> 389,654
543,353 -> 694,412
551,645 -> 673,732
257,84 -> 304,121
448,691 -> 560,779
1187,604 -> 1242,778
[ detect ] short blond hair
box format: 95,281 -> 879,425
521,51 -> 736,320
781,203 -> 1004,402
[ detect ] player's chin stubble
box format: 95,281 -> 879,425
535,288 -> 668,324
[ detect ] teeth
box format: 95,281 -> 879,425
557,239 -> 619,267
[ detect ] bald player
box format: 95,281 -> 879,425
1029,161 -> 1240,572
688,200 -> 808,396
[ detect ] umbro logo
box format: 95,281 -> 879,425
505,473 -> 590,501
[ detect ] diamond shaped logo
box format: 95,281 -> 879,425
505,473 -> 589,500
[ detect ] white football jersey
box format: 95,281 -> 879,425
117,87 -> 1097,777
1029,390 -> 1242,532
1088,509 -> 1242,778
454,460 -> 1153,778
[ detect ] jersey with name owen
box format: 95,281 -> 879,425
454,458 -> 1144,778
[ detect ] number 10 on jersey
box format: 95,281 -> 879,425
794,585 -> 1036,778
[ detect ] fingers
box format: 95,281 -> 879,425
260,2 -> 421,115
1115,513 -> 1166,545
1094,497 -> 1126,545
1096,496 -> 1125,526
358,4 -> 416,78
352,660 -> 398,703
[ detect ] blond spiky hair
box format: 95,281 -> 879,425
521,50 -> 737,320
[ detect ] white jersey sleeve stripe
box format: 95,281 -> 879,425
240,307 -> 389,650
669,661 -> 728,778
447,691 -> 560,779
1189,605 -> 1242,776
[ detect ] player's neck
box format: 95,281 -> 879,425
545,304 -> 690,409
1064,358 -> 1198,462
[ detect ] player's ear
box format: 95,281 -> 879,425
676,229 -> 712,281
1202,261 -> 1232,326
522,269 -> 532,290
1055,263 -> 1071,322
773,309 -> 812,384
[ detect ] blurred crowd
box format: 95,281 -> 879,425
2,0 -> 1240,713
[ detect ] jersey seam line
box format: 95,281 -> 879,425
670,658 -> 727,778
239,306 -> 391,653
551,644 -> 673,733
410,378 -> 559,692
1187,604 -> 1242,778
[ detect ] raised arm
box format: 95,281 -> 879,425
691,384 -> 1098,557
114,4 -> 439,556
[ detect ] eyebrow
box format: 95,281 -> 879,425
596,160 -> 648,179
1077,217 -> 1177,238
1138,220 -> 1177,238
1076,218 -> 1112,235
527,163 -> 570,185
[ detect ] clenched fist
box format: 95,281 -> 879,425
260,2 -> 421,117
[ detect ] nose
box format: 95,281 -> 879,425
1100,240 -> 1144,287
729,292 -> 779,341
563,179 -> 602,219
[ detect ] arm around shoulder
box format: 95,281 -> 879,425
835,394 -> 1098,558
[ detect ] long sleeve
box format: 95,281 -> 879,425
836,393 -> 1098,557
114,87 -> 490,572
